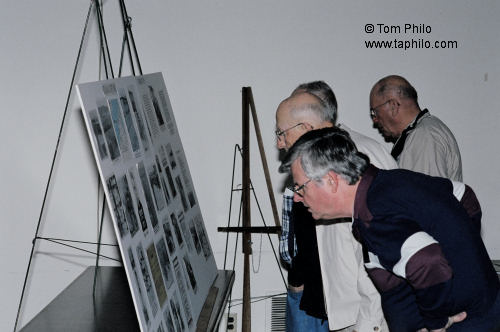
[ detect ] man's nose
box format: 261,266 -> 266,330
276,136 -> 285,149
293,192 -> 303,203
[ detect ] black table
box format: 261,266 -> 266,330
20,266 -> 234,332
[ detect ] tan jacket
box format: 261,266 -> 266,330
316,124 -> 397,331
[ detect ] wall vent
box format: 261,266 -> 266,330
268,294 -> 286,332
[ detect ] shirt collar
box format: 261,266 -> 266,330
284,187 -> 294,197
353,164 -> 379,222
407,108 -> 430,130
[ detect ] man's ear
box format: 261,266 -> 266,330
302,122 -> 314,132
389,99 -> 400,118
326,171 -> 339,193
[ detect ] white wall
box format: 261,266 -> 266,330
1,1 -> 499,331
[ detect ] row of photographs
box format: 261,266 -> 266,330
106,163 -> 212,258
109,163 -> 209,332
89,79 -> 176,163
105,158 -> 204,251
128,240 -> 198,331
77,73 -> 218,332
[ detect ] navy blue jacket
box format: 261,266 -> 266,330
352,165 -> 499,331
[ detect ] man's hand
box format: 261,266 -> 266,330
416,312 -> 467,332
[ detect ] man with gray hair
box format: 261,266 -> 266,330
369,75 -> 462,181
280,127 -> 500,332
276,81 -> 396,331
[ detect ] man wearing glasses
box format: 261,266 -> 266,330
275,81 -> 396,331
369,75 -> 462,181
279,127 -> 500,332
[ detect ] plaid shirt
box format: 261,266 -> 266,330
279,189 -> 296,266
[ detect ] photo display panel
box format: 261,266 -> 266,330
77,73 -> 217,332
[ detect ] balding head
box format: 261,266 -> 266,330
369,75 -> 421,139
370,75 -> 419,105
275,92 -> 333,150
278,92 -> 331,125
292,80 -> 338,123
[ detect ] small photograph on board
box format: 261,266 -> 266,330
164,164 -> 177,198
137,77 -> 161,140
97,104 -> 120,160
118,173 -> 140,238
138,161 -> 160,232
166,143 -> 177,170
189,218 -> 202,255
148,84 -> 165,127
148,163 -> 166,212
175,176 -> 189,212
183,254 -> 198,294
127,86 -> 151,152
170,212 -> 184,248
106,174 -> 129,238
155,236 -> 175,289
162,216 -> 177,255
163,306 -> 176,332
178,211 -> 194,253
146,242 -> 168,307
155,155 -> 171,205
170,291 -> 186,332
119,88 -> 140,154
187,192 -> 196,209
88,109 -> 108,160
173,256 -> 193,327
108,97 -> 130,156
128,247 -> 152,329
137,243 -> 159,317
128,168 -> 149,234
156,87 -> 176,135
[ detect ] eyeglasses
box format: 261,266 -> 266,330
289,179 -> 312,197
370,99 -> 394,119
275,123 -> 303,140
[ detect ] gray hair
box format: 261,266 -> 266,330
293,81 -> 338,124
279,127 -> 369,184
288,94 -> 331,124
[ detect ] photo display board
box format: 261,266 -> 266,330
77,73 -> 217,332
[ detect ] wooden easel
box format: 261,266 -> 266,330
218,87 -> 281,332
